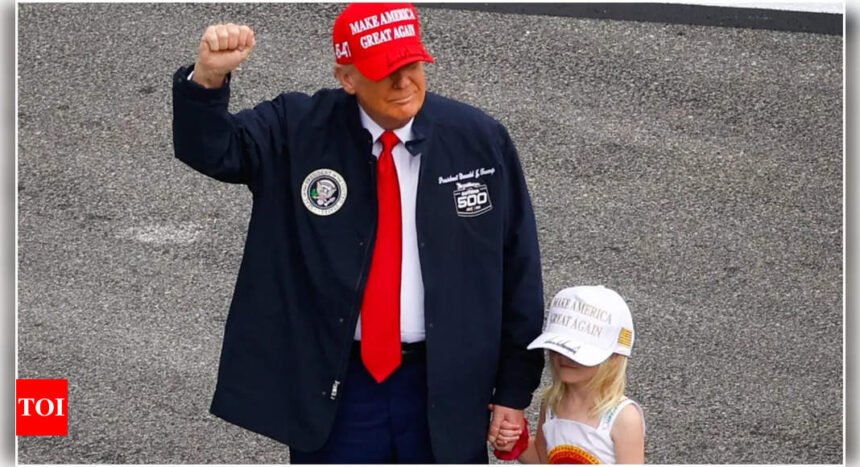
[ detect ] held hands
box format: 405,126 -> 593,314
492,419 -> 524,452
193,23 -> 256,89
487,404 -> 525,452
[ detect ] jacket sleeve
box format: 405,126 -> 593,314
171,65 -> 287,188
492,123 -> 546,410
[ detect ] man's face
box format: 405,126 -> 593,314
338,61 -> 427,130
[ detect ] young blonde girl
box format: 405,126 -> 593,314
493,286 -> 645,464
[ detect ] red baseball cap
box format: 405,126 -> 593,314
332,3 -> 435,81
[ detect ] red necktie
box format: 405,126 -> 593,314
361,130 -> 402,383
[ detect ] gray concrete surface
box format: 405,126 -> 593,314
16,3 -> 842,464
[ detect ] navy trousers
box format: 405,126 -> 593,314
289,343 -> 437,464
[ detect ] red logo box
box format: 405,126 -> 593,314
16,379 -> 68,436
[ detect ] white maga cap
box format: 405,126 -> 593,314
527,286 -> 634,367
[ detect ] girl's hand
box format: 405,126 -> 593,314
493,419 -> 524,448
487,403 -> 525,447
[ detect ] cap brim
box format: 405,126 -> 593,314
353,43 -> 435,81
527,332 -> 614,367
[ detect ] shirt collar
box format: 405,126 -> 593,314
358,105 -> 415,146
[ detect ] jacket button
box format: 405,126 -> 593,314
359,241 -> 364,247
420,242 -> 426,248
339,317 -> 345,324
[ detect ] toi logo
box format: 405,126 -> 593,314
16,379 -> 68,436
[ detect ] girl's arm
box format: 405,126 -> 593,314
611,404 -> 645,464
517,437 -> 540,464
518,403 -> 547,464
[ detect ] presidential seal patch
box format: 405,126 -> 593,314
453,182 -> 492,217
301,169 -> 348,216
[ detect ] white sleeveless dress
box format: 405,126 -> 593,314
542,398 -> 644,464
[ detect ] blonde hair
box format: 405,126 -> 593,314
542,353 -> 628,418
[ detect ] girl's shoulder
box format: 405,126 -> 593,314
607,397 -> 645,437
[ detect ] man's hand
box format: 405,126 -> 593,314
487,404 -> 525,448
490,419 -> 523,451
193,23 -> 256,89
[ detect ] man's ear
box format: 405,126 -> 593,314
334,64 -> 357,95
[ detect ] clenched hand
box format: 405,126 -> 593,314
192,23 -> 256,89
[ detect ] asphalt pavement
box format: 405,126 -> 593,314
16,3 -> 843,464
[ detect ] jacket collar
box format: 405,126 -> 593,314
358,105 -> 415,148
341,91 -> 433,158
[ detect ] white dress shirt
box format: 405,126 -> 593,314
353,106 -> 426,343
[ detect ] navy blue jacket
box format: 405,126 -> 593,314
171,65 -> 544,463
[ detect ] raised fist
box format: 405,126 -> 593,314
193,23 -> 256,88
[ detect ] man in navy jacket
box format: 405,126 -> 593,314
171,3 -> 544,463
